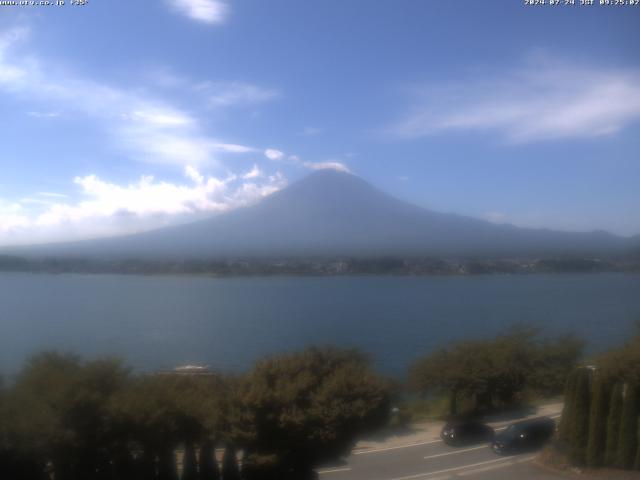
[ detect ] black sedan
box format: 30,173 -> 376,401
440,420 -> 495,446
491,416 -> 556,455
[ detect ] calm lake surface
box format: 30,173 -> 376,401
1,273 -> 639,377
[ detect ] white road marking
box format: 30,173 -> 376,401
388,456 -> 513,480
423,445 -> 487,460
317,467 -> 352,475
353,438 -> 442,455
457,455 -> 535,476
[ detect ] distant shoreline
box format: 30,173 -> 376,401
1,254 -> 639,277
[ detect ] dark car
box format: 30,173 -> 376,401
440,420 -> 495,446
491,416 -> 556,455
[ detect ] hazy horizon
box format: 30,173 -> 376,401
2,169 -> 640,250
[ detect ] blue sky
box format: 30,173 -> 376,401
0,0 -> 639,245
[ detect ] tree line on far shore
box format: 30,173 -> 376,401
0,327 -> 600,480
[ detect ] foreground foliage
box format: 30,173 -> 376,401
0,348 -> 391,480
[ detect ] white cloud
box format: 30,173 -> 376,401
0,200 -> 29,235
242,164 -> 262,179
203,81 -> 280,107
391,60 -> 640,143
303,161 -> 351,173
0,169 -> 287,246
184,165 -> 205,184
264,148 -> 285,161
168,0 -> 229,25
484,211 -> 507,224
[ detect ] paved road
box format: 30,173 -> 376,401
316,413 -> 564,480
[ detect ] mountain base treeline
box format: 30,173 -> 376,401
1,255 -> 639,276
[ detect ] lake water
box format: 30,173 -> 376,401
1,273 -> 639,377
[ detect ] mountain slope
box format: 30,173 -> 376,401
7,170 -> 637,258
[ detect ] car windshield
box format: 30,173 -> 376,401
501,425 -> 524,439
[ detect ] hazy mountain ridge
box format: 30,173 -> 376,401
4,170 -> 638,259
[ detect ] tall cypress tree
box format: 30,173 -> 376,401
586,374 -> 609,468
199,441 -> 221,480
559,369 -> 579,443
605,383 -> 624,466
182,442 -> 198,480
569,368 -> 591,466
221,446 -> 240,480
617,384 -> 639,469
634,418 -> 640,471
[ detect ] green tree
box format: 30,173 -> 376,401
1,375 -> 48,480
241,452 -> 282,480
599,336 -> 640,385
569,368 -> 591,466
604,383 -> 623,466
410,329 -> 582,416
4,352 -> 129,480
233,347 -> 392,478
409,347 -> 465,414
558,369 -> 578,443
586,373 -> 609,467
529,335 -> 584,397
617,384 -> 639,469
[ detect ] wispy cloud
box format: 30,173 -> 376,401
301,126 -> 323,136
202,81 -> 280,108
26,111 -> 60,118
391,60 -> 640,143
148,68 -> 280,110
37,192 -> 68,199
167,0 -> 229,25
0,27 -> 256,167
263,147 -> 351,173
